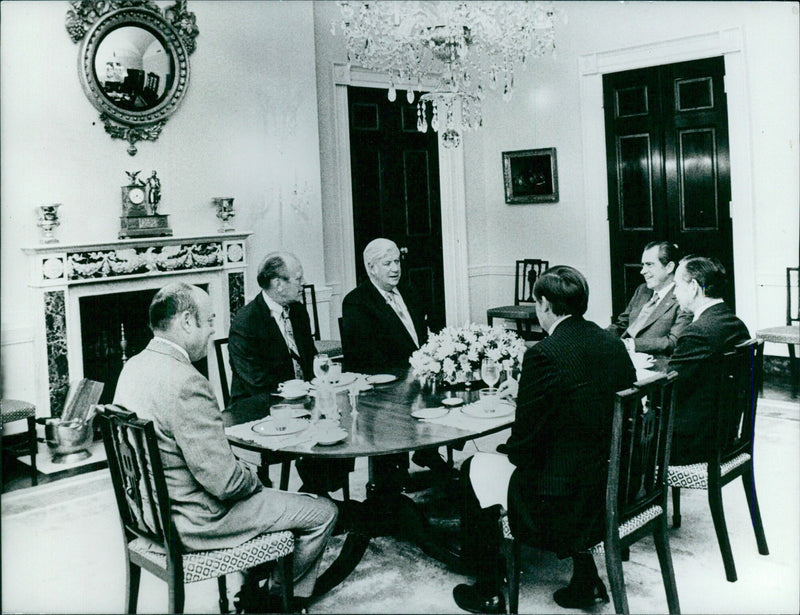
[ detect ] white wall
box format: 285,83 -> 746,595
313,1 -> 799,351
0,1 -> 328,400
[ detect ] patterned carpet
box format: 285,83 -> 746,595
2,400 -> 797,614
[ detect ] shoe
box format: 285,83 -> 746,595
553,576 -> 610,609
412,449 -> 450,472
452,583 -> 505,614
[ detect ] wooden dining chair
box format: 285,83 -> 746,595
302,284 -> 343,359
756,266 -> 799,397
486,259 -> 549,341
499,372 -> 680,614
97,404 -> 295,614
667,339 -> 769,582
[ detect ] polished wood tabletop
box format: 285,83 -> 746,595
223,369 -> 513,459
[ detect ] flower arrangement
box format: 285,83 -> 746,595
410,323 -> 527,386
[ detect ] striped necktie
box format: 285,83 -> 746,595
281,308 -> 304,379
626,293 -> 660,338
387,290 -> 419,347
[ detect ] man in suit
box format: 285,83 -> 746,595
607,240 -> 692,355
228,252 -> 352,496
114,283 -> 337,611
341,237 -> 445,475
453,266 -> 636,613
669,255 -> 750,464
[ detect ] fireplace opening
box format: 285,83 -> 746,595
80,285 -> 209,406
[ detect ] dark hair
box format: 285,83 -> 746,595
256,253 -> 289,290
678,255 -> 727,298
533,265 -> 589,316
149,282 -> 200,332
643,240 -> 681,267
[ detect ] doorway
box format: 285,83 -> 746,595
604,56 -> 734,316
347,85 -> 447,331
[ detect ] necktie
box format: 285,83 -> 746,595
387,290 -> 419,347
281,308 -> 304,379
626,293 -> 660,338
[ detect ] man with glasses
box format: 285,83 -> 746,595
228,251 -> 352,496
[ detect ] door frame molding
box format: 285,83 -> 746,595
331,63 -> 470,327
579,27 -> 757,328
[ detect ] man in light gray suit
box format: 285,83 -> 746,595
114,282 -> 337,610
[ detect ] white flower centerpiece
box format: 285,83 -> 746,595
410,323 -> 527,388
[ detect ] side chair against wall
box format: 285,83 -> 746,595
486,259 -> 549,341
1,399 -> 38,485
667,339 -> 769,582
756,266 -> 799,397
213,338 -> 292,491
302,284 -> 343,359
97,404 -> 295,614
499,373 -> 680,614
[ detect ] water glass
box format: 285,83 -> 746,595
481,358 -> 501,390
313,354 -> 331,381
271,404 -> 294,432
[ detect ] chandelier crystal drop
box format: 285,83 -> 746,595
334,1 -> 558,147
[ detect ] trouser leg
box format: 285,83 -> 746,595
460,457 -> 503,594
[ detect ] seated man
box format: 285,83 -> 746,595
669,255 -> 750,464
228,252 -> 352,496
341,237 -> 446,475
114,282 -> 337,611
452,266 -> 636,613
607,240 -> 692,355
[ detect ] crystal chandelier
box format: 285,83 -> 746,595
333,1 -> 558,148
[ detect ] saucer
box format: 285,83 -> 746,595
461,402 -> 515,419
251,418 -> 309,436
276,390 -> 308,400
315,428 -> 348,445
441,397 -> 465,407
411,407 -> 449,420
366,373 -> 397,384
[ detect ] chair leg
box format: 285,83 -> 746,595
168,576 -> 185,614
275,552 -> 295,613
126,560 -> 141,614
621,546 -> 630,562
26,416 -> 38,486
604,539 -> 629,614
708,484 -> 737,582
788,344 -> 798,398
741,468 -> 769,555
446,445 -> 454,469
653,522 -> 681,614
500,537 -> 520,614
342,478 -> 350,502
279,461 -> 291,491
217,575 -> 229,614
671,487 -> 681,528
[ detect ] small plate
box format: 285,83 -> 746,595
311,372 -> 358,388
441,397 -> 465,407
315,428 -> 348,446
251,417 -> 309,436
462,402 -> 515,419
366,373 -> 397,384
411,407 -> 449,420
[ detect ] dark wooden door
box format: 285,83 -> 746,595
604,57 -> 733,315
348,85 -> 446,331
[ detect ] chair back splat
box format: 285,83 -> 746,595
515,259 -> 549,305
213,338 -> 231,408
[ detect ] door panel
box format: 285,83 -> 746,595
605,56 -> 733,315
348,86 -> 446,331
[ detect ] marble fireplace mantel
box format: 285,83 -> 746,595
23,233 -> 252,417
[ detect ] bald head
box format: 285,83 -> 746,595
363,238 -> 402,291
149,282 -> 215,361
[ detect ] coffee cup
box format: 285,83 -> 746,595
279,379 -> 307,397
271,404 -> 294,432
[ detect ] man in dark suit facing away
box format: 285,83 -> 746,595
228,252 -> 352,496
341,237 -> 447,476
452,266 -> 636,613
669,255 -> 750,464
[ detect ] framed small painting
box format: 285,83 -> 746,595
502,148 -> 559,204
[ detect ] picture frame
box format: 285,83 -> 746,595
502,148 -> 559,204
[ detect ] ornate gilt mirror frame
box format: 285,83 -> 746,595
66,0 -> 199,155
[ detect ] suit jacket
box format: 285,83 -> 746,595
114,338 -> 276,551
228,294 -> 316,406
668,302 -> 750,464
607,283 -> 692,355
341,281 -> 428,374
506,317 -> 636,554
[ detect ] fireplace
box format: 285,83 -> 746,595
23,233 -> 250,417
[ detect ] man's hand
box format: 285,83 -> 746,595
498,377 -> 518,401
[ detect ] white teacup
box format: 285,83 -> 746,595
271,404 -> 294,432
279,379 -> 308,397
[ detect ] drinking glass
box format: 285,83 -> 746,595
313,354 -> 331,382
481,358 -> 501,391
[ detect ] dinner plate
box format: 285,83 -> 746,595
441,397 -> 465,407
366,373 -> 397,384
251,418 -> 309,436
311,372 -> 358,388
461,402 -> 515,419
411,407 -> 449,420
315,428 -> 348,446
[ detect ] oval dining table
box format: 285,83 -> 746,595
223,368 -> 515,595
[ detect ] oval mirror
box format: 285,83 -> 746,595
66,1 -> 199,155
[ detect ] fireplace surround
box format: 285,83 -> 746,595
23,233 -> 251,417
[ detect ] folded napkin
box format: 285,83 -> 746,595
422,403 -> 515,434
225,419 -> 316,451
